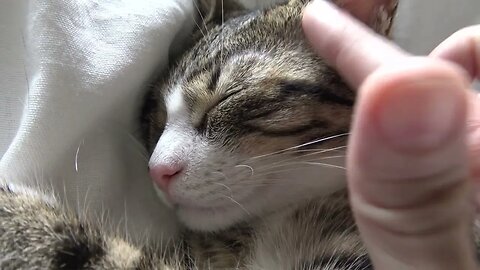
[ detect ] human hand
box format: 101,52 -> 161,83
303,0 -> 479,269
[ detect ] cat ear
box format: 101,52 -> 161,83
196,0 -> 245,26
330,0 -> 399,36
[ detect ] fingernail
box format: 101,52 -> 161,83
377,80 -> 464,151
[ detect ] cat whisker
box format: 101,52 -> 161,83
192,0 -> 207,37
21,31 -> 31,111
221,0 -> 225,65
314,155 -> 346,160
246,160 -> 346,178
125,133 -> 150,162
241,148 -> 345,174
272,152 -> 346,166
241,167 -> 311,178
234,164 -> 254,177
296,162 -> 346,170
74,139 -> 85,172
234,182 -> 291,188
123,200 -> 129,242
212,182 -> 233,195
81,185 -> 92,220
289,133 -> 349,150
246,133 -> 349,161
212,171 -> 230,182
288,148 -> 346,153
234,178 -> 291,185
193,17 -> 206,38
250,149 -> 346,171
220,194 -> 251,217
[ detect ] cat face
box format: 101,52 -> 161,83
143,0 -> 397,231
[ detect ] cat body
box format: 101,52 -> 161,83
1,0 -> 455,269
0,184 -> 364,269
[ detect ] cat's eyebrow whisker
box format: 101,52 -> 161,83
221,0 -> 225,65
192,0 -> 207,37
246,133 -> 350,161
192,16 -> 206,38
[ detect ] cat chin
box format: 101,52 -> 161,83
176,203 -> 250,231
172,182 -> 343,232
153,163 -> 347,231
153,183 -> 257,231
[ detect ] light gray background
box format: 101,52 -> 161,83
395,1 -> 480,90
395,0 -> 480,54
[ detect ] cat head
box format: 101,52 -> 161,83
143,0 -> 398,231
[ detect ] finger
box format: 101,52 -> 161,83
430,25 -> 480,81
467,93 -> 480,208
431,26 -> 480,208
347,59 -> 476,269
302,0 -> 407,89
332,0 -> 396,27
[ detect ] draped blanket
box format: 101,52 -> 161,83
0,0 -> 198,242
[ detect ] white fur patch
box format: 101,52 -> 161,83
165,86 -> 188,122
149,85 -> 193,167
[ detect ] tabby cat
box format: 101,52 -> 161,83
1,0 -> 468,269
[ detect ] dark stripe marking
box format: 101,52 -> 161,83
52,224 -> 105,270
207,66 -> 222,92
279,80 -> 354,106
244,119 -> 328,137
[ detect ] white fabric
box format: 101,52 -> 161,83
0,0 -> 479,243
0,0 -> 197,242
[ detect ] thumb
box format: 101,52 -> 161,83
347,59 -> 477,269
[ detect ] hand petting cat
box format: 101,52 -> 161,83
303,0 -> 480,269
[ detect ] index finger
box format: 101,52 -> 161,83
302,0 -> 408,89
430,25 -> 480,81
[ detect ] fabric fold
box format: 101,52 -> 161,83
0,0 -> 196,243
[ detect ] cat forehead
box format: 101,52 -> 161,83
161,1 -> 326,126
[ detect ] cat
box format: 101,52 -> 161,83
2,0 -> 467,269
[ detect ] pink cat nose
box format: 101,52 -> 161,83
149,164 -> 183,191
